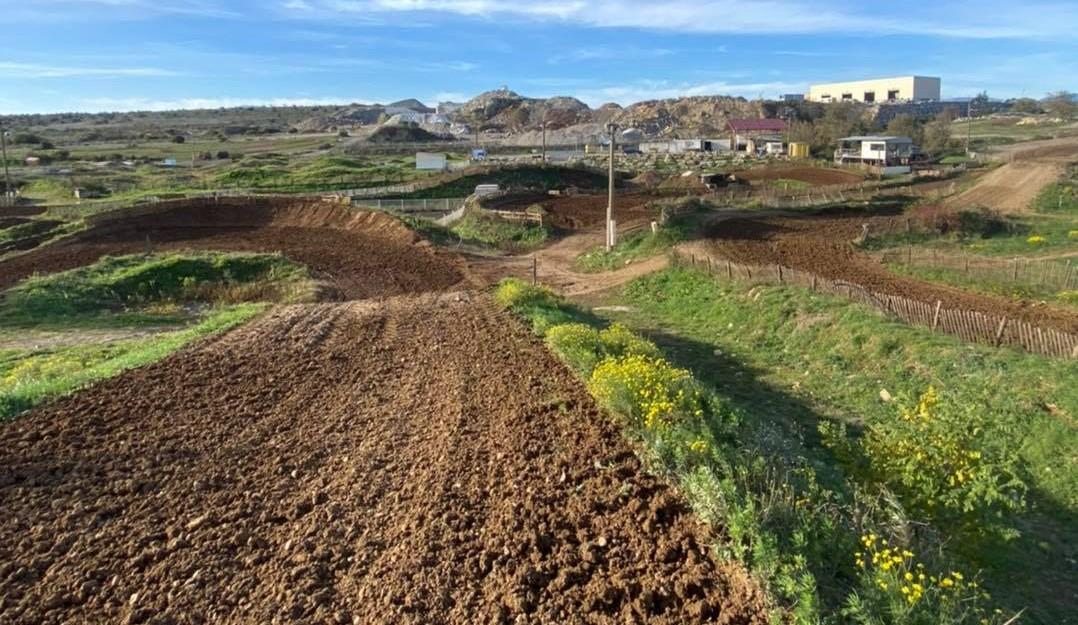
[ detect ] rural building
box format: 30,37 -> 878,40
834,135 -> 918,173
782,94 -> 805,102
808,76 -> 941,103
726,119 -> 788,153
640,139 -> 725,155
416,152 -> 448,171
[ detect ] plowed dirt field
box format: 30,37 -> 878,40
0,295 -> 767,625
698,212 -> 1078,334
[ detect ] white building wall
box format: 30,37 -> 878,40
808,76 -> 940,103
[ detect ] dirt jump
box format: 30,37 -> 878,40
0,197 -> 769,625
0,198 -> 467,299
695,212 -> 1078,335
732,166 -> 863,187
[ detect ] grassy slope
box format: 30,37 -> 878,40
0,252 -> 316,419
599,268 -> 1077,625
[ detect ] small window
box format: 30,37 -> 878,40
841,93 -> 853,101
887,89 -> 900,101
820,94 -> 831,102
863,91 -> 875,103
869,143 -> 886,151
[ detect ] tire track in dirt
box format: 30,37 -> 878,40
0,294 -> 769,625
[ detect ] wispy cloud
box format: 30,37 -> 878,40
0,62 -> 182,79
548,46 -> 675,64
12,0 -> 240,19
281,0 -> 1078,39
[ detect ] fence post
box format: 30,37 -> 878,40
994,318 -> 1009,347
778,265 -> 784,283
1067,260 -> 1074,289
1012,257 -> 1019,281
727,260 -> 733,279
932,300 -> 942,330
811,274 -> 817,292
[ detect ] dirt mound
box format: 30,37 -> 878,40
0,198 -> 466,299
0,294 -> 769,625
733,166 -> 863,187
487,193 -> 658,231
703,213 -> 1078,334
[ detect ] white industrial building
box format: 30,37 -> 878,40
808,76 -> 941,104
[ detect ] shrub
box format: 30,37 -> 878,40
588,354 -> 703,430
1026,235 -> 1047,245
171,135 -> 186,144
833,388 -> 1027,527
545,322 -> 662,375
955,208 -> 1009,239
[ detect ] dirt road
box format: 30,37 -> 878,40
0,294 -> 767,625
947,135 -> 1078,213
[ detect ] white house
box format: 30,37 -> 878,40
808,76 -> 941,104
834,136 -> 918,174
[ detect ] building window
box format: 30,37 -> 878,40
887,89 -> 900,101
869,143 -> 886,151
820,94 -> 831,102
863,91 -> 875,103
841,93 -> 853,101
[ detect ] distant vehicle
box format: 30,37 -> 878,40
470,148 -> 487,161
474,184 -> 501,197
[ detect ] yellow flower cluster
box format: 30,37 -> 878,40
589,354 -> 700,430
688,439 -> 709,454
1069,230 -> 1078,240
1026,235 -> 1047,245
857,534 -> 979,607
2,352 -> 87,391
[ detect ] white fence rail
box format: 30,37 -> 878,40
351,197 -> 469,213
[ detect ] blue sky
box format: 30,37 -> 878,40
0,0 -> 1075,114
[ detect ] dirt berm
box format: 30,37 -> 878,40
0,294 -> 768,625
0,198 -> 467,299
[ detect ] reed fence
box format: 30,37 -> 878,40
877,248 -> 1077,293
673,250 -> 1078,359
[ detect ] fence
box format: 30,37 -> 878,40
698,179 -> 959,210
878,248 -> 1078,292
351,197 -> 469,213
672,250 -> 1078,359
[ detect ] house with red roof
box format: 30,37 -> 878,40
726,118 -> 788,154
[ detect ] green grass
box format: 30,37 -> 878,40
394,165 -> 608,199
575,212 -> 699,272
449,210 -> 550,251
0,251 -> 315,327
886,262 -> 1078,307
0,304 -> 263,420
597,268 -> 1077,625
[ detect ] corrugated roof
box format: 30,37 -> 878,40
727,118 -> 788,132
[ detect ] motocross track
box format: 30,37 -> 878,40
0,198 -> 466,299
697,212 -> 1078,335
946,135 -> 1078,213
0,197 -> 768,625
0,295 -> 767,625
484,193 -> 659,231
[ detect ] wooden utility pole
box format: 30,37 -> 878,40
0,121 -> 11,202
606,122 -> 618,251
540,122 -> 547,165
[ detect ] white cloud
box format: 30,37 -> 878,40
0,62 -> 181,79
548,46 -> 675,64
283,0 -> 1078,39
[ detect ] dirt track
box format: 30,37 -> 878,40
0,199 -> 466,299
732,166 -> 863,187
947,135 -> 1078,213
699,212 -> 1078,334
485,193 -> 659,231
0,294 -> 767,625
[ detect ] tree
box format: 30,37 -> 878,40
1011,98 -> 1042,114
1043,91 -> 1076,119
922,111 -> 953,153
171,135 -> 186,144
970,91 -> 991,115
816,102 -> 867,149
885,114 -> 923,145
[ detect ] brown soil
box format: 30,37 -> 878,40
0,294 -> 768,625
486,193 -> 659,231
945,161 -> 1063,213
0,198 -> 467,299
699,212 -> 1078,334
0,219 -> 65,255
732,166 -> 863,187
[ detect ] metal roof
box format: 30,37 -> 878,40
838,136 -> 913,143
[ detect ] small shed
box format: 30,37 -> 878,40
416,152 -> 448,171
727,119 -> 788,152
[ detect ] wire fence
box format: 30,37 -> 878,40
351,197 -> 469,213
877,248 -> 1078,292
672,250 -> 1078,360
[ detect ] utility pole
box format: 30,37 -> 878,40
606,122 -> 618,251
0,121 -> 11,203
540,122 -> 547,165
966,99 -> 973,156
